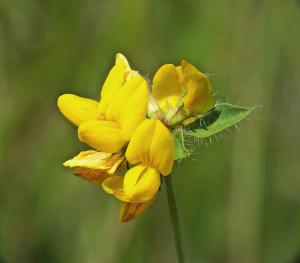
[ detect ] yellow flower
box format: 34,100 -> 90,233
102,119 -> 174,221
150,60 -> 214,125
63,150 -> 125,185
58,54 -> 184,223
57,53 -> 148,153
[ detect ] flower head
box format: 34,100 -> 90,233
57,53 -> 220,223
57,50 -> 252,263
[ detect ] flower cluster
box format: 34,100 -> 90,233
57,53 -> 213,222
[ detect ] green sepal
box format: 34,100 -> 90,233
173,129 -> 190,161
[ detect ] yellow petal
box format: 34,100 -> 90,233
116,53 -> 140,81
73,167 -> 112,185
105,76 -> 148,140
78,120 -> 127,153
98,53 -> 139,113
99,55 -> 127,102
126,119 -> 174,175
123,165 -> 160,203
57,94 -> 99,126
63,150 -> 110,169
181,60 -> 214,115
116,53 -> 131,71
176,66 -> 184,83
119,196 -> 156,223
102,176 -> 129,202
152,64 -> 181,113
63,150 -> 125,173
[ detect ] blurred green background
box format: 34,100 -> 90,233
1,0 -> 300,262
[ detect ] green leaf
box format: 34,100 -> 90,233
171,103 -> 252,161
173,129 -> 190,160
186,103 -> 252,138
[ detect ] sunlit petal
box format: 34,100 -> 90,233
102,176 -> 129,202
57,94 -> 99,126
126,119 -> 174,175
123,165 -> 160,203
181,60 -> 214,115
152,64 -> 181,113
63,150 -> 125,173
98,53 -> 139,113
116,53 -> 140,81
176,66 -> 183,83
99,56 -> 127,102
78,120 -> 127,153
105,76 -> 148,140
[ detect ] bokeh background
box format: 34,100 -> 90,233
1,0 -> 300,262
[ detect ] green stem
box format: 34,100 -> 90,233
164,175 -> 185,263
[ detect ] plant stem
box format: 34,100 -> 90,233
164,175 -> 185,263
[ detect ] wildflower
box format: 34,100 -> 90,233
57,53 -> 148,153
102,119 -> 174,221
149,60 -> 214,126
58,53 -> 150,214
57,52 -> 252,262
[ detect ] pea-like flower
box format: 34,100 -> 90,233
57,53 -> 148,153
58,54 -> 175,222
57,53 -> 148,189
58,53 -> 151,213
102,119 -> 174,221
149,60 -> 214,126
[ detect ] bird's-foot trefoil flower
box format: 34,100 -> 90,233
102,119 -> 174,221
57,53 -> 252,262
57,53 -> 148,153
148,60 -> 214,127
57,53 -> 252,232
57,53 -> 152,220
